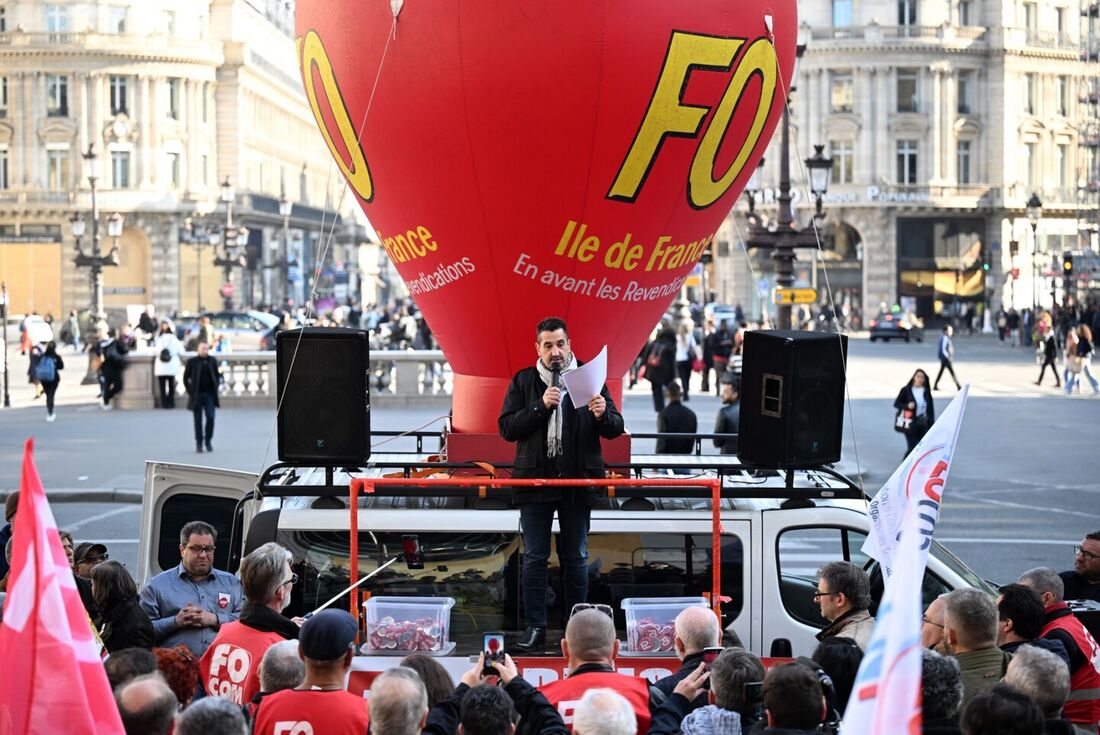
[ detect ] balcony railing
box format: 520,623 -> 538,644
810,24 -> 988,43
0,30 -> 221,60
0,190 -> 73,205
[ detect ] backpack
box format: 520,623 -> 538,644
35,356 -> 57,382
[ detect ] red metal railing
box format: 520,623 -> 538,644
348,477 -> 725,626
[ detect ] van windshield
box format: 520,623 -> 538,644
276,529 -> 746,654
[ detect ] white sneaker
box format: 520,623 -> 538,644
46,413 -> 56,422
101,403 -> 113,411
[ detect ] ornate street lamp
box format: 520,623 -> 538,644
1026,192 -> 1045,307
805,145 -> 833,220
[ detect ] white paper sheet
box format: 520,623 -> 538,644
563,345 -> 607,410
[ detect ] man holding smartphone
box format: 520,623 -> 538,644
654,606 -> 721,702
499,317 -> 625,651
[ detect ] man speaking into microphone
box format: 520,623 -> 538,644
499,316 -> 625,651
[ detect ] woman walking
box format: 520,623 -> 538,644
35,342 -> 63,422
153,320 -> 183,408
1072,324 -> 1100,394
1064,327 -> 1081,392
674,322 -> 698,401
92,560 -> 154,652
894,368 -> 935,455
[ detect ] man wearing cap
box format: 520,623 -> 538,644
252,609 -> 369,735
499,316 -> 625,652
73,541 -> 108,579
0,491 -> 18,580
139,520 -> 243,657
200,543 -> 300,706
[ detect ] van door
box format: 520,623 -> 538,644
137,461 -> 258,586
760,505 -> 874,657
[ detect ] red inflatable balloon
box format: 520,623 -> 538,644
296,1 -> 797,434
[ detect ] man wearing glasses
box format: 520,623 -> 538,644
1061,533 -> 1100,603
813,561 -> 875,650
200,542 -> 300,705
139,520 -> 243,656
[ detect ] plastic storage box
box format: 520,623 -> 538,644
621,597 -> 708,656
362,596 -> 456,656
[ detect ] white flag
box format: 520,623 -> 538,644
840,492 -> 927,734
862,386 -> 969,576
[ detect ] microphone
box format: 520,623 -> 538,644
550,359 -> 562,412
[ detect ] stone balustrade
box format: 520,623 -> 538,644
116,349 -> 452,410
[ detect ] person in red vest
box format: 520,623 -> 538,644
538,607 -> 663,733
252,609 -> 369,735
1019,566 -> 1100,731
199,542 -> 301,705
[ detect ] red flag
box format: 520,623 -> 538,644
0,439 -> 125,735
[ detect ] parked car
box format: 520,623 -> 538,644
869,310 -> 924,343
184,310 -> 280,351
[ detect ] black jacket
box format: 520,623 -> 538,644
239,601 -> 300,640
894,384 -> 935,420
425,677 -> 567,735
97,596 -> 155,652
1043,332 -> 1059,359
922,718 -> 963,735
183,355 -> 222,409
646,334 -> 677,385
657,401 -> 697,454
498,364 -> 624,505
1059,570 -> 1100,602
1000,637 -> 1070,667
713,401 -> 740,455
653,651 -> 707,702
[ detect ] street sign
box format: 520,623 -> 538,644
220,282 -> 235,298
773,287 -> 817,305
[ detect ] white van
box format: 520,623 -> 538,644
138,450 -> 991,671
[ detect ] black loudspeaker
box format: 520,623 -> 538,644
276,328 -> 370,465
738,330 -> 848,468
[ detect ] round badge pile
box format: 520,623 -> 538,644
629,618 -> 676,653
367,616 -> 444,652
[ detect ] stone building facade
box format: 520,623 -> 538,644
0,0 -> 365,320
711,0 -> 1096,324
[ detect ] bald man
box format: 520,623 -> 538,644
537,609 -> 664,733
654,606 -> 721,702
115,674 -> 178,735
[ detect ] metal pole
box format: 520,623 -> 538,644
282,214 -> 290,309
90,176 -> 104,319
773,104 -> 795,331
197,241 -> 204,313
1,281 -> 9,407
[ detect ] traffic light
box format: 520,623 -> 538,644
981,250 -> 990,271
1063,252 -> 1074,275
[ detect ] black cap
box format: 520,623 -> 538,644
73,542 -> 107,564
299,610 -> 358,660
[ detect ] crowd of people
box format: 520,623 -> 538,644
3,478 -> 1098,734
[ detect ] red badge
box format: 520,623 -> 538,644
218,593 -> 230,610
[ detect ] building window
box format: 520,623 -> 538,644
46,75 -> 68,117
958,0 -> 972,25
168,78 -> 180,120
832,0 -> 853,26
45,4 -> 69,33
108,6 -> 126,33
110,76 -> 129,116
46,149 -> 69,191
167,152 -> 180,188
1057,76 -> 1069,116
201,84 -> 209,123
0,148 -> 8,190
957,73 -> 973,114
898,0 -> 917,26
1023,2 -> 1037,35
1056,6 -> 1066,33
897,140 -> 918,184
957,141 -> 972,184
1057,143 -> 1069,187
0,77 -> 7,118
830,72 -> 854,113
0,6 -> 6,33
830,140 -> 854,184
111,151 -> 130,188
163,10 -> 176,35
897,69 -> 919,112
1024,73 -> 1037,115
201,154 -> 209,186
1024,142 -> 1036,189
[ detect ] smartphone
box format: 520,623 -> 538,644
483,631 -> 505,675
402,534 -> 424,570
743,681 -> 764,717
702,646 -> 724,669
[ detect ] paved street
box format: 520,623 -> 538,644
1,332 -> 1096,585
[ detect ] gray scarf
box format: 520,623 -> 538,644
535,353 -> 577,458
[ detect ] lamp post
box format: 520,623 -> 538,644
72,145 -> 125,384
1026,192 -> 1043,308
1,281 -> 9,407
743,44 -> 833,330
214,177 -> 248,309
279,194 -> 293,309
180,218 -> 220,312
